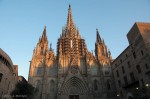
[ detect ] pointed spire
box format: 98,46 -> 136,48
66,4 -> 75,31
96,28 -> 102,43
41,26 -> 47,41
69,4 -> 71,9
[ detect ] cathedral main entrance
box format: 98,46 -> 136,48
69,95 -> 79,99
59,76 -> 92,99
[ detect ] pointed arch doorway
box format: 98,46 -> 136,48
68,86 -> 80,99
59,76 -> 92,99
69,95 -> 79,99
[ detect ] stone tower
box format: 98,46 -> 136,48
28,26 -> 57,99
57,5 -> 87,75
28,5 -> 116,99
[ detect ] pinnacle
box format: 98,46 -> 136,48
41,26 -> 47,42
67,5 -> 73,26
96,29 -> 102,43
50,43 -> 52,51
69,4 -> 71,10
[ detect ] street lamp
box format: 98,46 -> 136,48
117,94 -> 120,97
117,94 -> 120,99
146,84 -> 149,87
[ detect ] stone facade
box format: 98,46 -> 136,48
28,5 -> 116,99
0,48 -> 18,99
112,22 -> 150,99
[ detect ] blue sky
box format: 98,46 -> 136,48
0,0 -> 150,80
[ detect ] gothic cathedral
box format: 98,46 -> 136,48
28,5 -> 116,99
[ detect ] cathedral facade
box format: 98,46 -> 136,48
28,5 -> 116,99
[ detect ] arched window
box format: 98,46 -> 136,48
136,65 -> 142,73
94,80 -> 98,91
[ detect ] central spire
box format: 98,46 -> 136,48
65,4 -> 77,38
66,4 -> 74,30
57,5 -> 87,56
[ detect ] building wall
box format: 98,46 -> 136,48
112,22 -> 150,99
0,48 -> 18,99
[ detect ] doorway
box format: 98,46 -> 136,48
69,95 -> 79,99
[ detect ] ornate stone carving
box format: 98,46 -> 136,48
71,65 -> 78,74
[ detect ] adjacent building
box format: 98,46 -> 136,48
112,22 -> 150,99
0,48 -> 18,99
28,5 -> 116,99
